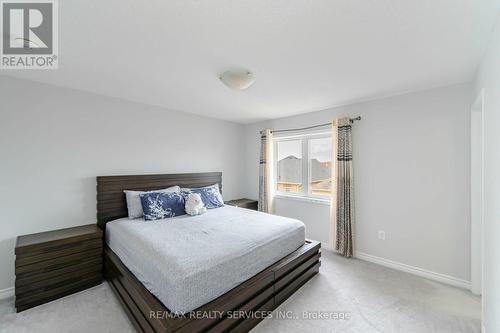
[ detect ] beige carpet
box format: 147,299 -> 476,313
0,251 -> 480,333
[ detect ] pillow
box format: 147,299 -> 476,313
124,186 -> 180,218
140,192 -> 186,221
181,184 -> 224,209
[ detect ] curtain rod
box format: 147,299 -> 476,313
262,116 -> 361,134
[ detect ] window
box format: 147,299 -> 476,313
274,131 -> 332,200
309,137 -> 333,196
276,140 -> 303,193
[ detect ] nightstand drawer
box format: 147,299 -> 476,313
15,266 -> 102,296
15,225 -> 102,256
15,272 -> 102,311
15,247 -> 102,276
15,238 -> 102,266
15,256 -> 103,288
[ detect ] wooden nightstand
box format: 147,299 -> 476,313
15,224 -> 103,312
225,198 -> 258,210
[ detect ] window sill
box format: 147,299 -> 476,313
274,194 -> 331,205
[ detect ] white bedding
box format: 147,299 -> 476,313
105,205 -> 305,314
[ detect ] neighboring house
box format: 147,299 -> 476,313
277,156 -> 331,194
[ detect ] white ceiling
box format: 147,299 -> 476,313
2,0 -> 499,123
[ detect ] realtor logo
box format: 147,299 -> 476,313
1,0 -> 58,69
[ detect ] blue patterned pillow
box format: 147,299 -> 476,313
139,192 -> 186,221
181,184 -> 224,209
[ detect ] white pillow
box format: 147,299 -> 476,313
124,186 -> 180,219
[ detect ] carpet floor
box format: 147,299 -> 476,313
0,251 -> 480,333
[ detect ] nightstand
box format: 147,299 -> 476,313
225,198 -> 258,210
15,224 -> 103,312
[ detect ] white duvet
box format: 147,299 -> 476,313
105,205 -> 305,314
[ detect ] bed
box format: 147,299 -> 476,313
97,172 -> 321,333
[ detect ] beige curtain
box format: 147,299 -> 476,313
330,118 -> 355,257
258,129 -> 274,213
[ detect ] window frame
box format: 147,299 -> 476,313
273,130 -> 332,203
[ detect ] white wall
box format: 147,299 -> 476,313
0,75 -> 478,297
0,76 -> 245,291
474,15 -> 500,333
244,84 -> 472,281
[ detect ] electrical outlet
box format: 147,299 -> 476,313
378,230 -> 386,240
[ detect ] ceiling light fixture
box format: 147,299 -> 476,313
219,69 -> 255,90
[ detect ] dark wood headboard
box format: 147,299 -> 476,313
96,172 -> 222,229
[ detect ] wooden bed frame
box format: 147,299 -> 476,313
97,172 -> 321,332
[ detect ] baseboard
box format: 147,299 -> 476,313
0,287 -> 14,300
355,252 -> 471,290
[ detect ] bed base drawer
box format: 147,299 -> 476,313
104,239 -> 321,333
275,252 -> 321,292
275,261 -> 321,306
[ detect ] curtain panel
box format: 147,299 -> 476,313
258,129 -> 273,213
331,118 -> 355,257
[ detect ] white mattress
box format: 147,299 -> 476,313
105,205 -> 305,314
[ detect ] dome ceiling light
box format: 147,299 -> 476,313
219,69 -> 256,90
